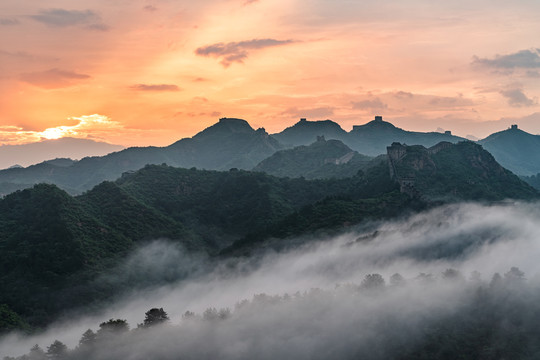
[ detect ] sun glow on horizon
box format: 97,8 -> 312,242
41,127 -> 68,140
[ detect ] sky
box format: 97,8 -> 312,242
1,0 -> 540,147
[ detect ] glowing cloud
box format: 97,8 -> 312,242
0,115 -> 123,144
195,38 -> 296,67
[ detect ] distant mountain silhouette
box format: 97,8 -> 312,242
0,137 -> 124,169
478,124 -> 540,176
0,118 -> 283,195
2,116 -> 539,197
254,136 -> 374,179
272,116 -> 466,156
347,116 -> 466,156
168,118 -> 283,170
272,118 -> 349,146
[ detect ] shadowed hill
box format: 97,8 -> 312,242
478,125 -> 540,176
253,136 -> 373,179
272,116 -> 466,156
0,141 -> 537,328
387,141 -> 538,201
272,118 -> 349,146
347,116 -> 466,156
0,166 -> 360,326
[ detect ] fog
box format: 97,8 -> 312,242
3,201 -> 540,358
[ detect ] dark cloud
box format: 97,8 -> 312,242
19,68 -> 91,88
130,84 -> 181,92
281,106 -> 335,119
500,88 -> 537,107
526,70 -> 540,78
351,98 -> 388,110
243,0 -> 260,5
143,5 -> 158,12
393,91 -> 414,99
428,96 -> 473,106
195,38 -> 295,67
29,8 -> 108,31
0,18 -> 19,26
473,49 -> 540,69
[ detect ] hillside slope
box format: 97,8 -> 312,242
253,137 -> 373,179
478,125 -> 540,176
0,118 -> 283,195
388,141 -> 538,201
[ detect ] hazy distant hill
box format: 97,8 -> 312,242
2,116 -> 539,197
347,117 -> 465,156
272,116 -> 466,156
0,118 -> 283,195
0,137 -> 124,169
478,125 -> 540,176
167,118 -> 283,170
272,118 -> 349,146
253,136 -> 374,179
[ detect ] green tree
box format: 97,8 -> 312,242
96,319 -> 129,340
28,344 -> 46,360
0,304 -> 29,334
46,340 -> 68,359
389,273 -> 406,287
142,308 -> 170,328
361,273 -> 385,291
78,329 -> 96,348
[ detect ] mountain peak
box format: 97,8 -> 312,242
194,118 -> 255,139
272,118 -> 347,147
352,116 -> 398,131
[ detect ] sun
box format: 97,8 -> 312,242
41,127 -> 68,140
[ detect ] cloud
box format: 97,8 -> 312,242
281,106 -> 335,119
351,98 -> 388,110
177,111 -> 222,118
500,88 -> 537,107
19,68 -> 91,88
143,5 -> 158,12
130,84 -> 181,92
473,49 -> 540,69
242,0 -> 260,5
195,38 -> 295,67
428,95 -> 473,107
0,18 -> 19,26
0,115 -> 123,144
29,8 -> 108,30
393,91 -> 414,99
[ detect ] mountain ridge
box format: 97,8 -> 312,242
1,116 -> 539,196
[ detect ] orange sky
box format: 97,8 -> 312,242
1,0 -> 540,146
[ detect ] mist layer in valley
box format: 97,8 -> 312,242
3,201 -> 540,359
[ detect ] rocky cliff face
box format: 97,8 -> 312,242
386,141 -> 538,201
